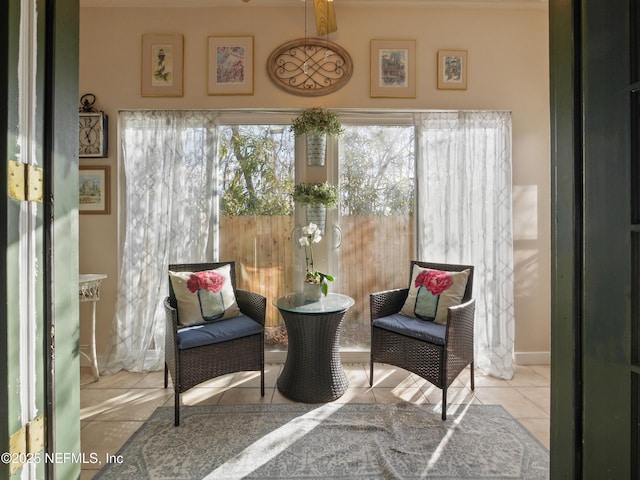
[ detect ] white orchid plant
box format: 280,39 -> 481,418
299,222 -> 334,295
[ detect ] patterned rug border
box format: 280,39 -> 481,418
96,403 -> 549,480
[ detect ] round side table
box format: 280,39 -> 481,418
275,293 -> 354,403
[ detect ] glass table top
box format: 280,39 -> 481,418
275,293 -> 355,314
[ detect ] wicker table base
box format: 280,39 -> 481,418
276,294 -> 353,403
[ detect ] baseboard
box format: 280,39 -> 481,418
80,351 -> 370,368
270,350 -> 551,366
266,350 -> 371,364
79,350 -> 106,368
514,351 -> 550,365
265,351 -> 287,364
81,350 -> 550,368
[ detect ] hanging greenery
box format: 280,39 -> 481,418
290,107 -> 344,137
292,182 -> 339,209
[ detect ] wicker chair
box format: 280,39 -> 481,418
370,261 -> 475,420
164,261 -> 266,426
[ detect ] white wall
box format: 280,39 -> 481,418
79,3 -> 550,366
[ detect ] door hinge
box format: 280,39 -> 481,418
8,160 -> 44,203
9,415 -> 46,476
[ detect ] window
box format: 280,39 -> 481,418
216,124 -> 296,348
337,124 -> 416,350
113,110 -> 512,374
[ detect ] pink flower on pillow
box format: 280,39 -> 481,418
415,269 -> 453,296
187,271 -> 225,294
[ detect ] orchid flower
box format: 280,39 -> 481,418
298,222 -> 334,294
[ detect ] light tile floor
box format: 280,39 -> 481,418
80,363 -> 550,479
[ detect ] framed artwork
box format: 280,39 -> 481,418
141,34 -> 184,97
79,166 -> 110,215
370,39 -> 416,98
208,36 -> 254,95
437,49 -> 468,90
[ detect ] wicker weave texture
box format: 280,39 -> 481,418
370,261 -> 475,420
277,309 -> 348,403
179,333 -> 264,392
444,300 -> 475,386
165,262 -> 266,425
371,327 -> 445,387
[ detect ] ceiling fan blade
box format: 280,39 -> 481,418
313,0 -> 337,36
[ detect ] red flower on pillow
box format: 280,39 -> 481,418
186,271 -> 225,294
415,269 -> 453,296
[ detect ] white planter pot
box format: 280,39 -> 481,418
303,281 -> 323,301
306,133 -> 326,166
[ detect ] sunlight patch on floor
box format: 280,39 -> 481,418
202,403 -> 345,479
421,402 -> 472,477
80,390 -> 166,420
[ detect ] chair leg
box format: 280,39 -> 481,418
174,392 -> 180,427
441,387 -> 447,421
261,365 -> 265,397
369,359 -> 374,387
164,363 -> 168,388
470,361 -> 475,391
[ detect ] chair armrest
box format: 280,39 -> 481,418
236,289 -> 267,326
444,298 -> 476,346
164,296 -> 179,338
370,288 -> 409,321
164,297 -> 179,373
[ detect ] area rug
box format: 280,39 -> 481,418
95,403 -> 549,480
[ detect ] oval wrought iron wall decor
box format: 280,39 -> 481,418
267,38 -> 353,97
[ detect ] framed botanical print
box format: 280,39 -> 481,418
437,49 -> 468,90
370,39 -> 416,98
141,34 -> 184,97
79,166 -> 110,215
207,36 -> 254,95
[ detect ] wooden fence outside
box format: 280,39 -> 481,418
220,215 -> 414,348
337,215 -> 415,348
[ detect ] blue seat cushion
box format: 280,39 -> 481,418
373,313 -> 446,346
177,314 -> 263,350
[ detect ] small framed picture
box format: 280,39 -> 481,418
437,49 -> 468,90
79,166 -> 110,215
370,39 -> 416,98
208,36 -> 254,95
141,34 -> 184,97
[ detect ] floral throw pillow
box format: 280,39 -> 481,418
169,264 -> 241,327
400,265 -> 470,325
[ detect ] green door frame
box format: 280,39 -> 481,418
549,1 -> 581,477
550,0 -> 633,478
47,0 -> 81,478
1,0 -> 80,478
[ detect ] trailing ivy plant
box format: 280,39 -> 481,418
290,107 -> 344,137
292,182 -> 339,209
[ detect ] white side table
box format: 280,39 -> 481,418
79,274 -> 107,381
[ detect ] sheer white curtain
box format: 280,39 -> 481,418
415,111 -> 514,379
103,110 -> 219,373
